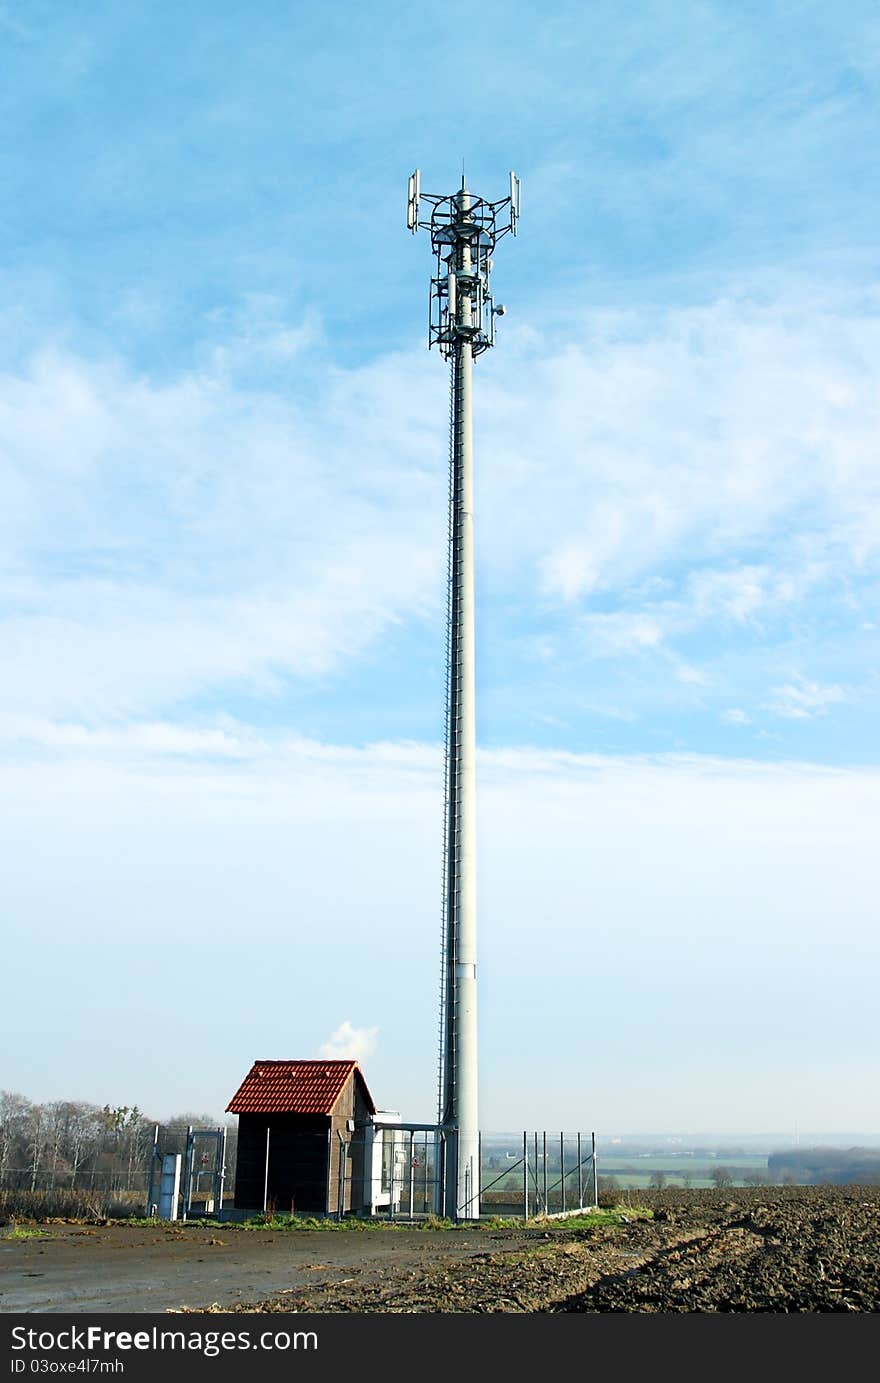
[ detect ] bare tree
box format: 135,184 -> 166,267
45,1102 -> 74,1189
0,1092 -> 30,1188
25,1104 -> 47,1192
64,1104 -> 102,1188
710,1165 -> 734,1188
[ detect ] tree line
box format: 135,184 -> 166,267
0,1090 -> 235,1195
767,1147 -> 880,1186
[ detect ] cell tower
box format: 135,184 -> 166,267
408,169 -> 521,1220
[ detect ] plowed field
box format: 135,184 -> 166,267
4,1186 -> 878,1314
222,1186 -> 879,1313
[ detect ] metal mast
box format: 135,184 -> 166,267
408,169 -> 520,1220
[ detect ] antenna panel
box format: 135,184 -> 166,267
407,169 -> 421,233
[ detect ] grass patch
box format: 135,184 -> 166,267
94,1205 -> 650,1234
238,1213 -> 463,1232
118,1217 -> 225,1229
5,1227 -> 55,1241
236,1206 -> 652,1233
556,1204 -> 653,1228
495,1205 -> 652,1233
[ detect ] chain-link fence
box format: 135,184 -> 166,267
480,1131 -> 599,1218
1,1118 -> 599,1222
0,1112 -> 238,1221
228,1125 -> 598,1222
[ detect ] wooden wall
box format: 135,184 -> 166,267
233,1113 -> 329,1213
233,1072 -> 376,1214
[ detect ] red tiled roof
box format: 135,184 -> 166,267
226,1059 -> 376,1116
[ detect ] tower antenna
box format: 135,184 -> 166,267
407,169 -> 520,1220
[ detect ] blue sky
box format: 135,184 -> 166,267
2,1 -> 879,1134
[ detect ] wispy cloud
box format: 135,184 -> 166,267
721,708 -> 751,726
475,291 -> 880,733
0,341 -> 446,717
2,287 -> 879,743
484,295 -> 880,607
767,677 -> 851,721
578,611 -> 665,657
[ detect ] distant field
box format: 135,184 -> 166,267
482,1151 -> 771,1195
595,1154 -> 768,1188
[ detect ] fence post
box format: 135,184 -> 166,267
560,1132 -> 565,1214
181,1127 -> 194,1221
216,1126 -> 227,1212
145,1124 -> 159,1216
389,1130 -> 396,1221
474,1129 -> 481,1219
577,1132 -> 583,1210
592,1131 -> 598,1207
262,1126 -> 271,1215
433,1131 -> 442,1218
522,1131 -> 528,1220
336,1131 -> 345,1220
543,1131 -> 548,1213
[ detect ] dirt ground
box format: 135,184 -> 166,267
3,1186 -> 878,1314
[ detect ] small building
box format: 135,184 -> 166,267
227,1059 -> 376,1215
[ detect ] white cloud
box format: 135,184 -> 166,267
675,663 -> 710,686
2,288 -> 879,725
721,708 -> 751,726
688,566 -> 771,624
578,611 -> 665,656
540,541 -> 600,602
482,294 -> 880,629
767,677 -> 851,720
0,712 -> 257,757
0,343 -> 446,716
579,703 -> 638,723
318,1021 -> 379,1063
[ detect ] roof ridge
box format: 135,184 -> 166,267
253,1058 -> 357,1065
